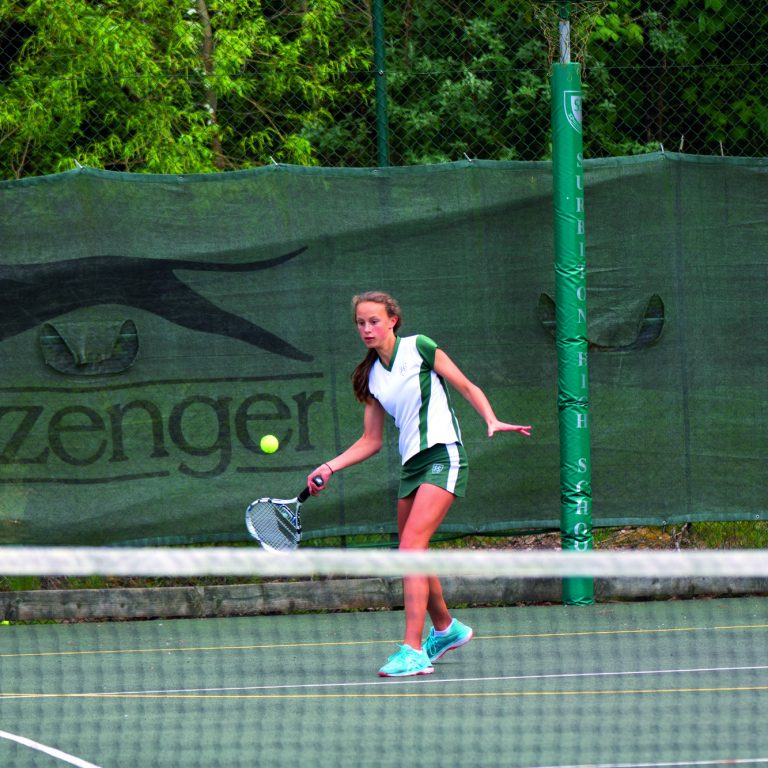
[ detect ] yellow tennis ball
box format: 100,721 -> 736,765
260,434 -> 279,454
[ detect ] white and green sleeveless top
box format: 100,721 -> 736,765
368,335 -> 462,464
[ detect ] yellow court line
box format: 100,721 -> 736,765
0,639 -> 387,659
716,625 -> 768,630
2,623 -> 768,660
3,684 -> 768,701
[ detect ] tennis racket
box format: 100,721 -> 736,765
245,477 -> 324,551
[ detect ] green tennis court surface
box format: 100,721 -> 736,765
2,597 -> 767,767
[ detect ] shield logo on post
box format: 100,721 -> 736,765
564,91 -> 583,133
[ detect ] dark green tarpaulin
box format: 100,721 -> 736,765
0,153 -> 766,545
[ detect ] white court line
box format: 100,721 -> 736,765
2,663 -> 767,699
0,730 -> 101,768
527,758 -> 768,768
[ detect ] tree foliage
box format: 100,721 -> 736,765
376,0 -> 768,163
587,0 -> 768,156
0,0 -> 371,176
0,0 -> 765,178
382,1 -> 550,164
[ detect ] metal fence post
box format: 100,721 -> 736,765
372,0 -> 390,168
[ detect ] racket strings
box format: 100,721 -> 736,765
246,500 -> 301,551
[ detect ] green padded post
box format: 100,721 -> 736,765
551,58 -> 594,606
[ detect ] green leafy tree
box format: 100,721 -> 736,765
587,0 -> 768,156
382,0 -> 550,164
0,0 -> 372,177
0,0 -> 765,177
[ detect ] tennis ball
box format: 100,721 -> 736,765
0,620 -> 10,625
260,434 -> 279,454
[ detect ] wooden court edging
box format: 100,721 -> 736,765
2,576 -> 768,621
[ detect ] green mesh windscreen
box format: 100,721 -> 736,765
0,153 -> 766,545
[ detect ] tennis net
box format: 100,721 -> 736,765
2,546 -> 768,768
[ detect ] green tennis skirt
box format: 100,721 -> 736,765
398,442 -> 468,499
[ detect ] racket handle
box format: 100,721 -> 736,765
298,475 -> 324,503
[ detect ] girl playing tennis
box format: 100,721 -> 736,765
308,291 -> 531,676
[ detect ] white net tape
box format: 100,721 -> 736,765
3,546 -> 768,579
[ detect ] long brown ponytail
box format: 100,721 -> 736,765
350,291 -> 402,403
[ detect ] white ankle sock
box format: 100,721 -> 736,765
433,619 -> 455,637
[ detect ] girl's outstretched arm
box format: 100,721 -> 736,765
307,398 -> 387,493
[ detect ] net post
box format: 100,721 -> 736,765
551,6 -> 594,606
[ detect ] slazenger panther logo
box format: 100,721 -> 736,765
0,246 -> 312,362
564,91 -> 582,133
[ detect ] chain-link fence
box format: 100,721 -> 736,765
1,1 -> 766,179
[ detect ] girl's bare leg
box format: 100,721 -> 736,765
397,484 -> 455,649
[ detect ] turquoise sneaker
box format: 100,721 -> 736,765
378,644 -> 434,677
423,619 -> 473,662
